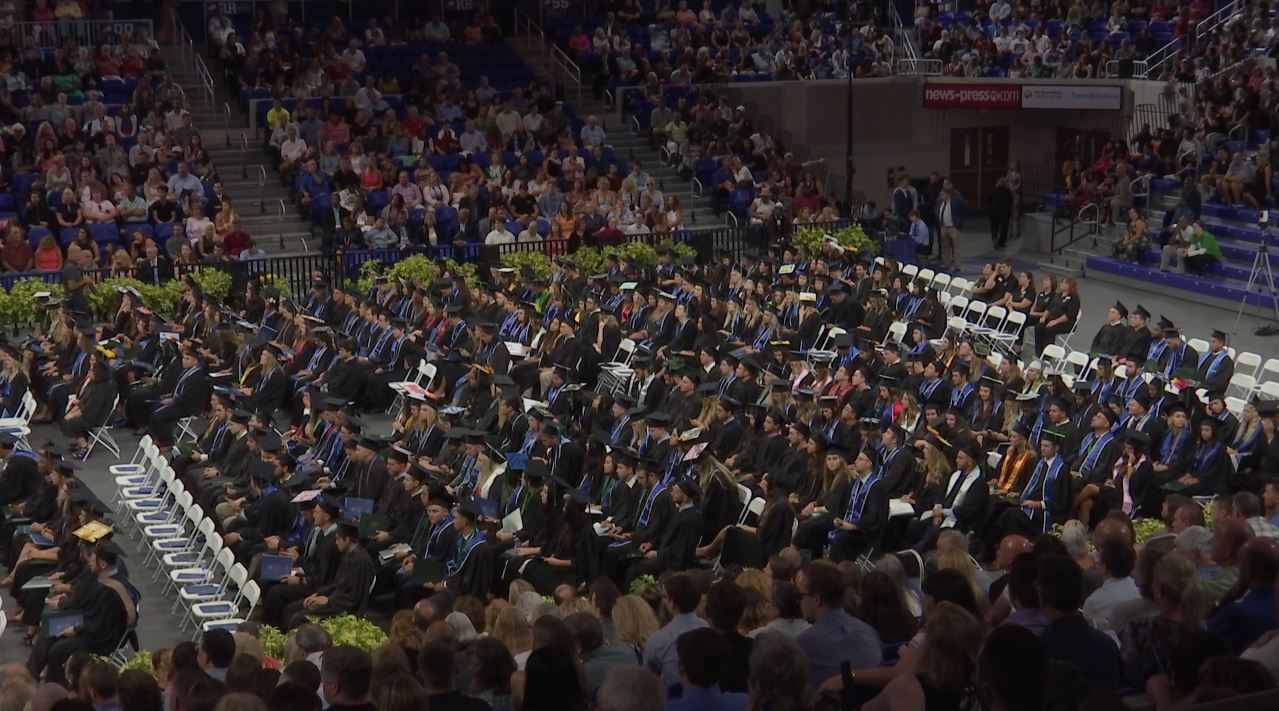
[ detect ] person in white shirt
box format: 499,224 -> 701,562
580,115 -> 607,149
340,39 -> 367,73
278,126 -> 309,178
989,0 -> 1012,22
354,76 -> 388,113
522,106 -> 545,135
485,221 -> 515,245
81,188 -> 118,224
750,189 -> 777,224
1082,539 -> 1141,631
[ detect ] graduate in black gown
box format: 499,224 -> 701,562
827,446 -> 889,562
697,470 -> 795,569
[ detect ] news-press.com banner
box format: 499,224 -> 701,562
922,82 -> 1122,111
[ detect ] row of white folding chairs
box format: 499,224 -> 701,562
890,261 -> 972,300
386,359 -> 439,418
113,437 -> 261,634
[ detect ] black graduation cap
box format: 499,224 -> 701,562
770,380 -> 791,392
0,432 -> 18,447
696,381 -> 720,395
1040,428 -> 1066,446
407,464 -> 432,482
1012,420 -> 1032,439
646,412 -> 672,428
1113,301 -> 1129,318
858,416 -> 881,430
255,431 -> 283,452
720,395 -> 741,409
1071,379 -> 1093,393
1130,387 -> 1154,409
1165,402 -> 1189,417
456,498 -> 482,520
231,409 -> 253,424
96,539 -> 127,558
1257,400 -> 1279,417
250,460 -> 276,482
1157,315 -> 1174,329
795,388 -> 815,401
1211,329 -> 1227,342
790,421 -> 811,438
1125,430 -> 1150,446
674,477 -> 701,500
57,459 -> 79,475
387,445 -> 411,463
1163,327 -> 1181,339
1133,304 -> 1150,319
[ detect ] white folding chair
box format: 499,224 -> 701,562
1260,381 -> 1279,400
734,484 -> 754,525
1188,338 -> 1210,355
1237,351 -> 1263,380
990,310 -> 1026,353
917,268 -> 936,284
948,295 -> 970,318
963,300 -> 988,332
178,554 -> 240,628
887,321 -> 908,345
386,358 -> 429,417
82,395 -> 122,459
1041,344 -> 1068,373
1261,358 -> 1279,385
901,264 -> 919,279
1227,373 -> 1257,399
198,581 -> 261,634
931,273 -> 952,292
1225,396 -> 1247,418
120,468 -> 179,535
0,391 -> 36,428
1064,351 -> 1090,378
189,563 -> 251,631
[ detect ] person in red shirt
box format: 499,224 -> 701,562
1,226 -> 34,272
221,217 -> 254,258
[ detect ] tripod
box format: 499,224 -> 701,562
1234,223 -> 1279,337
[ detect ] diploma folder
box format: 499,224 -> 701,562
409,556 -> 446,584
42,609 -> 83,638
259,555 -> 293,581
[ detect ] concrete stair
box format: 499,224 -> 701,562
160,46 -> 318,256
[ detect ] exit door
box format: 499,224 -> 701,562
949,126 -> 1009,206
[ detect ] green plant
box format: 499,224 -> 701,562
791,225 -> 877,257
0,279 -> 63,326
259,624 -> 288,660
256,273 -> 294,301
310,614 -> 388,652
188,268 -> 234,304
119,650 -> 154,674
1132,518 -> 1167,544
387,254 -> 440,286
356,258 -> 385,294
443,258 -> 479,289
629,574 -> 657,595
571,246 -> 605,277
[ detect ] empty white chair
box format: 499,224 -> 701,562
917,268 -> 936,283
948,295 -> 970,317
190,564 -> 251,629
1260,381 -> 1279,400
1041,344 -> 1068,373
887,320 -> 908,345
901,264 -> 919,279
1188,338 -> 1210,355
1262,358 -> 1279,386
931,273 -> 952,292
200,581 -> 261,634
1225,396 -> 1247,418
1237,351 -> 1263,380
1227,373 -> 1257,399
1065,351 -> 1091,377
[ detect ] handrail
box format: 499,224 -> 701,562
896,58 -> 943,76
223,103 -> 232,147
725,211 -> 739,227
887,1 -> 919,62
240,133 -> 250,179
256,165 -> 267,213
193,54 -> 215,106
513,7 -> 545,47
173,15 -> 193,68
550,44 -> 584,106
1195,0 -> 1241,42
1104,58 -> 1149,78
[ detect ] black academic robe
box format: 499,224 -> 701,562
0,452 -> 40,506
1090,322 -> 1130,356
305,547 -> 376,619
710,416 -> 746,461
1196,351 -> 1234,393
656,504 -> 702,571
880,447 -> 917,499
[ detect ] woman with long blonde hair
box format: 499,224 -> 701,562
862,602 -> 983,711
936,548 -> 990,612
1118,554 -> 1210,683
489,605 -> 533,658
612,594 -> 659,661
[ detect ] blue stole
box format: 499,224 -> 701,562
920,378 -> 943,400
445,529 -> 484,576
1020,456 -> 1064,529
1193,441 -> 1223,473
950,383 -> 972,408
609,416 -> 630,443
842,470 -> 883,522
1078,429 -> 1115,473
1159,428 -> 1189,465
636,482 -> 667,527
1200,350 -> 1228,380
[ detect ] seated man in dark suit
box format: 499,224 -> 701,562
144,349 -> 212,445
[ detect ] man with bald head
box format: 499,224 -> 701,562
985,534 -> 1033,622
1207,536 -> 1279,652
